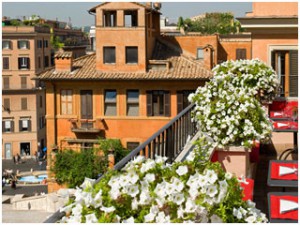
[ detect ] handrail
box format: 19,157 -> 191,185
44,103 -> 197,223
113,103 -> 196,171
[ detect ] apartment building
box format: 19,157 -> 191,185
2,26 -> 51,159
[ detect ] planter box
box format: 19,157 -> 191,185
212,146 -> 252,178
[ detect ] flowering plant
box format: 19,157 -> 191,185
212,59 -> 279,102
60,155 -> 267,223
189,59 -> 276,148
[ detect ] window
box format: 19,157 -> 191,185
103,11 -> 117,27
18,57 -> 30,70
146,91 -> 170,117
80,90 -> 93,128
21,98 -> 27,110
2,120 -> 14,133
236,48 -> 247,60
44,40 -> 48,48
61,90 -> 73,115
103,47 -> 116,64
3,57 -> 9,70
124,10 -> 138,27
3,77 -> 10,89
2,40 -> 11,49
271,50 -> 298,97
18,40 -> 29,49
37,40 -> 43,48
44,56 -> 49,67
3,98 -> 10,111
127,142 -> 140,151
177,90 -> 195,113
21,76 -> 27,89
197,48 -> 204,59
127,90 -> 139,116
126,47 -> 138,64
104,90 -> 117,116
19,119 -> 31,132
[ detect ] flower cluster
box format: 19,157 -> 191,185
60,155 -> 267,223
189,59 -> 276,148
212,59 -> 279,102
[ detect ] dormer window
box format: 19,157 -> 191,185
103,11 -> 117,27
124,10 -> 138,27
197,48 -> 204,59
18,40 -> 29,49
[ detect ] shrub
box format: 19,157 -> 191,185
52,149 -> 107,188
98,139 -> 129,163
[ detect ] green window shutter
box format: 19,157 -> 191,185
146,91 -> 153,116
289,50 -> 298,97
164,91 -> 171,117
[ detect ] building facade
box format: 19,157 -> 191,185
2,26 -> 51,159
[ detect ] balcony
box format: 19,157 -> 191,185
69,118 -> 104,133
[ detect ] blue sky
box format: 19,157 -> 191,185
2,1 -> 252,27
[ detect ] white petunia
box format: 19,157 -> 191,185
127,184 -> 139,197
60,203 -> 75,213
245,215 -> 257,223
141,160 -> 156,173
109,187 -> 120,200
171,192 -> 185,205
71,203 -> 83,216
108,176 -> 120,188
85,213 -> 98,223
155,212 -> 170,223
80,177 -> 96,189
67,215 -> 82,223
144,173 -> 155,183
131,197 -> 138,210
144,212 -> 156,222
207,184 -> 218,197
155,155 -> 168,164
210,214 -> 223,223
127,171 -> 139,184
100,206 -> 115,213
122,216 -> 135,223
185,198 -> 197,213
132,155 -> 145,164
205,169 -> 218,184
171,177 -> 184,192
176,165 -> 188,176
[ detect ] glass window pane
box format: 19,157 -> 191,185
105,90 -> 116,102
5,121 -> 11,129
104,47 -> 116,63
22,120 -> 28,128
197,48 -> 204,59
127,90 -> 139,102
105,104 -> 116,116
126,47 -> 138,64
127,104 -> 139,116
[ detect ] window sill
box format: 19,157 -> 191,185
103,63 -> 116,65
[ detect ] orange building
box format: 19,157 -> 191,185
2,26 -> 51,159
238,2 -> 298,154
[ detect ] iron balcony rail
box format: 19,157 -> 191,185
44,103 -> 196,223
113,103 -> 197,171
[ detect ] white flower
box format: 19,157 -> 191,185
127,171 -> 139,184
100,206 -> 115,213
176,165 -> 188,176
108,176 -> 120,188
140,161 -> 153,173
155,212 -> 170,223
109,187 -> 120,200
80,177 -> 95,189
144,173 -> 155,183
185,198 -> 197,213
245,215 -> 257,223
171,177 -> 184,192
210,214 -> 223,223
71,203 -> 82,216
207,184 -> 218,197
139,190 -> 151,205
205,169 -> 218,184
67,215 -> 82,223
155,155 -> 168,164
127,184 -> 139,197
85,213 -> 98,223
154,182 -> 167,198
122,216 -> 135,223
171,192 -> 185,205
131,197 -> 138,210
144,212 -> 156,222
177,206 -> 185,218
132,155 -> 145,164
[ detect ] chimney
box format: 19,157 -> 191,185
54,51 -> 73,72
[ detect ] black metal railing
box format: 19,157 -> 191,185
44,103 -> 196,223
113,103 -> 196,170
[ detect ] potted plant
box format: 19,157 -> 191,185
189,59 -> 278,177
59,156 -> 268,223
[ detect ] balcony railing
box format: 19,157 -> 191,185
44,104 -> 197,223
69,118 -> 104,133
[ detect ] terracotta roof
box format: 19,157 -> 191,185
36,52 -> 212,81
54,51 -> 73,58
89,2 -> 160,14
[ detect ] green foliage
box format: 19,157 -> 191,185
52,149 -> 107,188
9,19 -> 22,26
50,35 -> 64,50
178,12 -> 243,34
97,138 -> 129,163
